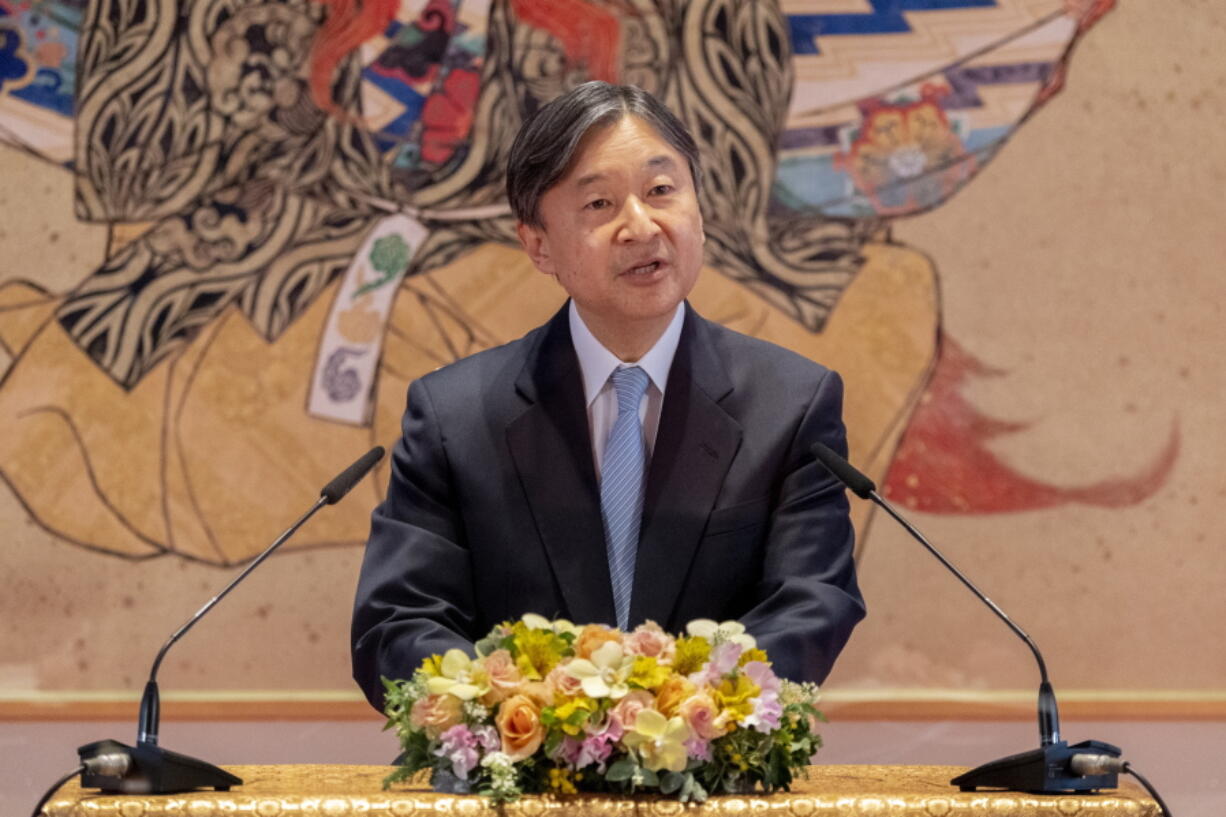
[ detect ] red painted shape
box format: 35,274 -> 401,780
420,68 -> 482,165
882,332 -> 1179,514
308,0 -> 402,116
509,0 -> 622,84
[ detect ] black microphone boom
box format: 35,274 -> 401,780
78,446 -> 385,794
322,445 -> 386,504
810,442 -> 1122,794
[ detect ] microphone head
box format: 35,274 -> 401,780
321,446 -> 386,504
811,441 -> 877,499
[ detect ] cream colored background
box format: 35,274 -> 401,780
2,1 -> 1224,699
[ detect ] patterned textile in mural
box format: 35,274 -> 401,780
1,0 -> 1165,567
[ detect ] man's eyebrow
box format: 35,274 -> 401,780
645,155 -> 678,172
575,172 -> 609,189
573,155 -> 680,188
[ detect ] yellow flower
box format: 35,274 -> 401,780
548,767 -> 578,794
627,656 -> 671,691
417,654 -> 444,678
552,696 -> 598,736
511,626 -> 566,680
738,648 -> 769,667
425,649 -> 488,700
714,674 -> 760,724
671,636 -> 712,675
624,709 -> 692,773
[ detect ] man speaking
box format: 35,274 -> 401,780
352,82 -> 865,709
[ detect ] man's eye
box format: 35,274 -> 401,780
585,199 -> 611,210
650,184 -> 674,196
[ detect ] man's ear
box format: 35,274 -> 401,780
516,221 -> 555,276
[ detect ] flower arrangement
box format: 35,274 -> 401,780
382,615 -> 824,803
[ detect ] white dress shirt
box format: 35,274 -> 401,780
568,301 -> 685,480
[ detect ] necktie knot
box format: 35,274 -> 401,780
610,366 -> 650,417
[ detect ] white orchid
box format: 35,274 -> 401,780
685,619 -> 757,651
520,613 -> 553,630
425,648 -> 488,701
566,640 -> 634,699
521,612 -> 581,637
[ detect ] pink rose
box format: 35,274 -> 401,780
624,621 -> 677,664
609,689 -> 654,731
545,659 -> 584,699
679,691 -> 728,740
481,649 -> 523,704
409,693 -> 463,738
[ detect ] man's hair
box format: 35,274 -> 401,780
506,82 -> 703,228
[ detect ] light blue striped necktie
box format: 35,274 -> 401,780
600,365 -> 650,631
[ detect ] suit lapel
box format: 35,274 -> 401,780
505,307 -> 617,626
631,307 -> 742,627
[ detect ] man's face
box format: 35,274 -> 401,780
517,115 -> 705,346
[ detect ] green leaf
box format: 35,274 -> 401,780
683,775 -> 709,803
606,758 -> 637,782
543,730 -> 564,756
660,771 -> 684,794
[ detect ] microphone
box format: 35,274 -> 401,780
78,446 -> 385,794
322,446 -> 386,504
811,442 -> 1123,793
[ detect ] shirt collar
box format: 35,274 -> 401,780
569,300 -> 685,407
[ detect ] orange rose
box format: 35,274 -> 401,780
654,676 -> 695,718
575,624 -> 622,659
495,694 -> 545,761
480,649 -> 524,705
519,680 -> 553,708
409,693 -> 463,738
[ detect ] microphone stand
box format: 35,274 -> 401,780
77,447 -> 384,794
812,443 -> 1123,793
867,491 -> 1119,792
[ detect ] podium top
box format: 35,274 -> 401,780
45,763 -> 1158,816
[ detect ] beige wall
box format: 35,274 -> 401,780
2,1 -> 1224,705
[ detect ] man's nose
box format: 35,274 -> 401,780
617,197 -> 662,243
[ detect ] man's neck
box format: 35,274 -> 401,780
575,308 -> 676,362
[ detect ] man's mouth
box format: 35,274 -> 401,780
625,260 -> 663,276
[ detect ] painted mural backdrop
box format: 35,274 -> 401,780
1,0 -> 1195,698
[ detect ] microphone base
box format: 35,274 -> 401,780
951,739 -> 1121,793
79,739 -> 242,794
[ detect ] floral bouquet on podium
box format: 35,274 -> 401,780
382,615 -> 824,803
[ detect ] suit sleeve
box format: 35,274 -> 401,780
351,377 -> 477,710
739,368 -> 866,683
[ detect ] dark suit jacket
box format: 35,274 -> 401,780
352,303 -> 864,709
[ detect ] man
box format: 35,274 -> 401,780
352,82 -> 864,710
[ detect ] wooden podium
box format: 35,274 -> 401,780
42,763 -> 1159,816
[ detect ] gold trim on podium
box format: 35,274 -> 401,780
43,764 -> 1160,817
